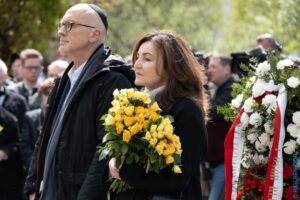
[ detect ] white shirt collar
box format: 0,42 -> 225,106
67,61 -> 87,87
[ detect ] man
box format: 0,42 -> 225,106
256,33 -> 282,53
20,77 -> 54,169
10,53 -> 23,82
9,49 -> 44,110
47,59 -> 68,78
0,106 -> 23,200
24,3 -> 133,200
0,59 -> 16,87
205,54 -> 235,200
0,58 -> 28,130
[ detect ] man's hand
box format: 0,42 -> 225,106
0,150 -> 8,161
109,158 -> 120,179
29,193 -> 36,200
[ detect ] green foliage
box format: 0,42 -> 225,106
0,0 -> 68,64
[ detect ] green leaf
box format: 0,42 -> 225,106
103,132 -> 117,143
121,144 -> 128,155
99,149 -> 109,161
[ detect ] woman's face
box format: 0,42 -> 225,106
133,41 -> 166,90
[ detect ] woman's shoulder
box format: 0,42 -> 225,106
170,97 -> 202,116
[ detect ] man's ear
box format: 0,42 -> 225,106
89,29 -> 102,43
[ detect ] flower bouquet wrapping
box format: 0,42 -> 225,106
219,53 -> 300,199
99,88 -> 182,196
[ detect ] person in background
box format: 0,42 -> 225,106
0,106 -> 23,200
47,59 -> 68,78
10,53 -> 23,83
107,30 -> 209,200
20,77 -> 54,169
9,49 -> 44,110
0,59 -> 16,87
24,3 -> 133,200
256,33 -> 282,53
0,58 -> 28,130
205,54 -> 235,200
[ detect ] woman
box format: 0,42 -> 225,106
108,30 -> 209,200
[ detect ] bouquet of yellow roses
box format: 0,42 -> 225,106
99,88 -> 182,194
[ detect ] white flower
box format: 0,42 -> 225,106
255,140 -> 267,152
256,61 -> 271,76
252,82 -> 266,98
264,121 -> 274,135
292,111 -> 300,126
262,94 -> 277,114
243,98 -> 254,113
246,76 -> 257,88
249,112 -> 263,128
259,133 -> 270,146
297,134 -> 300,145
247,132 -> 258,144
265,80 -> 278,92
240,112 -> 250,127
287,76 -> 300,88
283,140 -> 297,155
231,94 -> 243,109
253,153 -> 267,165
276,59 -> 293,70
287,123 -> 299,138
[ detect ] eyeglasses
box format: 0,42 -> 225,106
58,21 -> 96,32
23,66 -> 41,71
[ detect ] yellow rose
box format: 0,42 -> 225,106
155,143 -> 164,155
114,114 -> 122,122
157,124 -> 164,132
173,165 -> 182,174
145,132 -> 151,140
143,120 -> 150,129
129,124 -> 140,135
150,111 -> 160,122
150,102 -> 161,112
124,116 -> 135,126
164,124 -> 173,133
157,132 -> 164,139
127,89 -> 135,98
105,114 -> 115,125
135,106 -> 145,115
166,156 -> 174,164
150,138 -> 158,146
115,122 -> 124,134
124,106 -> 134,116
162,118 -> 171,126
113,89 -> 120,97
122,130 -> 131,143
135,115 -> 144,123
150,125 -> 157,132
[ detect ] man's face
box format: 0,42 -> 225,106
207,57 -> 230,86
22,58 -> 42,83
11,59 -> 23,80
57,9 -> 94,58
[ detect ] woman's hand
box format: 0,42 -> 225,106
109,158 -> 121,179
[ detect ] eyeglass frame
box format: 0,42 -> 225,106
58,21 -> 96,32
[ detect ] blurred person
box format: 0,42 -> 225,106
10,53 -> 23,82
205,54 -> 235,200
0,59 -> 16,87
0,59 -> 28,130
47,59 -> 68,78
20,77 -> 54,169
9,49 -> 44,110
106,30 -> 208,200
256,33 -> 282,53
24,3 -> 133,200
0,106 -> 23,200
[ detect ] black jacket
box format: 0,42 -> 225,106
20,108 -> 44,168
24,45 -> 134,200
1,87 -> 28,130
0,106 -> 23,199
105,97 -> 207,200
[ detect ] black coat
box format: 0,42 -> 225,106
20,108 -> 44,168
0,106 -> 23,199
106,97 -> 207,200
1,87 -> 28,130
24,45 -> 134,200
205,76 -> 235,166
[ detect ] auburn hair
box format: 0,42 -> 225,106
132,30 -> 209,120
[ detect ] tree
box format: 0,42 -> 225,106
0,0 -> 68,64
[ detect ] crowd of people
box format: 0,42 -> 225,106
0,3 -> 298,200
